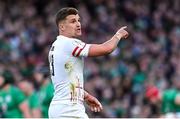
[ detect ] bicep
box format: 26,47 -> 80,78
88,44 -> 112,57
175,95 -> 180,105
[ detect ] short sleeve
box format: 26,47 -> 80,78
30,92 -> 40,109
71,39 -> 90,57
13,86 -> 26,105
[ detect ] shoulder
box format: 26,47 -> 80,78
72,38 -> 85,48
11,86 -> 24,94
10,85 -> 20,91
163,89 -> 177,100
54,35 -> 78,46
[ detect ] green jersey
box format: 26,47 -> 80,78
28,91 -> 40,109
38,81 -> 54,118
0,85 -> 26,118
161,89 -> 180,114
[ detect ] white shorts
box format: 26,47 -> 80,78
48,102 -> 89,119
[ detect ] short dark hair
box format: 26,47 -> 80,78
55,7 -> 78,27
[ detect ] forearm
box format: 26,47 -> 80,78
84,90 -> 90,100
22,108 -> 31,118
32,109 -> 42,118
88,26 -> 128,57
19,102 -> 31,118
102,35 -> 121,53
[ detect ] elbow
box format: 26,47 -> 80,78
106,49 -> 113,54
106,46 -> 114,54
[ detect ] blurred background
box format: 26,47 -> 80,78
0,0 -> 180,118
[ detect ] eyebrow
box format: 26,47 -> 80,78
69,17 -> 80,21
69,18 -> 76,22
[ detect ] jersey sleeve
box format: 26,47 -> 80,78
71,39 -> 90,57
13,86 -> 26,105
30,92 -> 40,109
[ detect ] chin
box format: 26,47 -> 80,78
78,32 -> 82,36
75,33 -> 82,38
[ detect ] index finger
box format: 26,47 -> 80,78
120,26 -> 127,30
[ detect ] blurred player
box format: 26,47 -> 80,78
146,76 -> 180,118
0,71 -> 31,118
33,69 -> 54,118
17,79 -> 42,118
48,7 -> 129,118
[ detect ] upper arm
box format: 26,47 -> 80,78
70,39 -> 113,57
30,98 -> 41,118
88,44 -> 112,57
175,94 -> 180,105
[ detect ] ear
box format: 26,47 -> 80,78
59,22 -> 65,31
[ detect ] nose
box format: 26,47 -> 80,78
77,21 -> 81,27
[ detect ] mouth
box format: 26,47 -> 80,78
77,28 -> 81,32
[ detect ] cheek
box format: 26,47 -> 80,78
65,24 -> 75,31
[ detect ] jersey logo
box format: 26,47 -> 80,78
64,61 -> 73,73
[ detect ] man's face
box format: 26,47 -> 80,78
18,81 -> 28,93
60,14 -> 81,37
18,81 -> 33,95
33,72 -> 43,84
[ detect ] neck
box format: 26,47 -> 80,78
59,31 -> 72,38
59,31 -> 79,39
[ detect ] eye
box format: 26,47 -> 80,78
70,19 -> 77,23
78,18 -> 81,22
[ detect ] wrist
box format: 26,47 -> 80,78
114,33 -> 122,40
84,91 -> 94,101
84,91 -> 89,100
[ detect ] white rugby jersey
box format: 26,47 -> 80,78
48,35 -> 90,104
